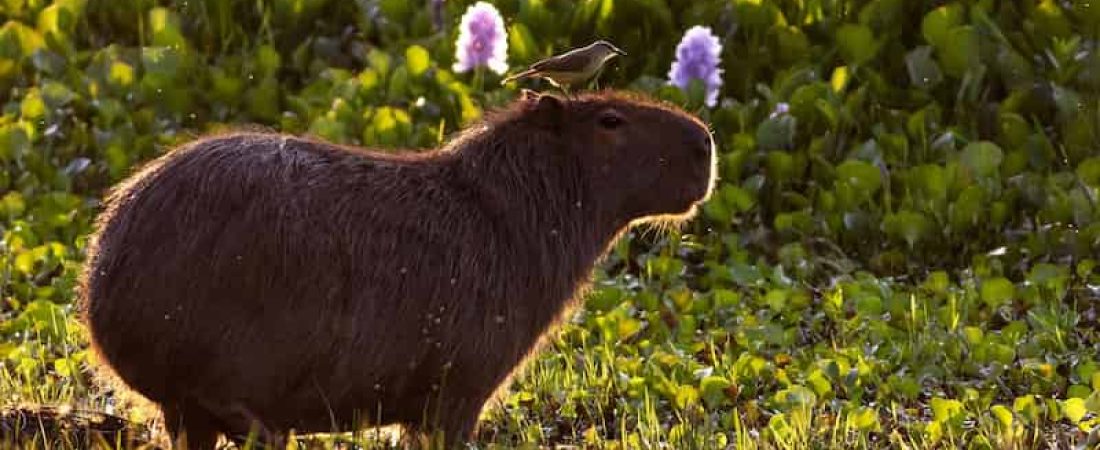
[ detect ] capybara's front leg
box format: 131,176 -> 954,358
162,400 -> 220,450
196,398 -> 285,449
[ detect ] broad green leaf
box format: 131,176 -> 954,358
836,160 -> 882,193
905,46 -> 942,89
1062,398 -> 1087,423
108,61 -> 134,89
1077,157 -> 1100,188
991,405 -> 1013,428
148,7 -> 186,48
931,397 -> 964,424
255,45 -> 281,77
20,89 -> 46,119
830,65 -> 850,93
405,45 -> 430,77
766,151 -> 795,182
882,210 -> 931,246
756,115 -> 796,150
777,385 -> 817,408
1031,0 -> 1072,39
937,26 -> 979,77
0,123 -> 30,162
1,192 -> 25,216
960,141 -> 1004,177
699,375 -> 732,407
980,277 -> 1015,308
849,407 -> 880,431
921,4 -> 966,48
963,326 -> 984,344
674,384 -> 699,410
0,21 -> 46,58
587,287 -> 623,312
836,24 -> 879,65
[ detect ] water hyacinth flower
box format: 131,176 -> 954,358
770,102 -> 790,118
668,25 -> 723,107
452,1 -> 508,75
430,0 -> 445,32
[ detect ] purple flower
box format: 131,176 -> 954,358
770,102 -> 790,118
430,0 -> 445,32
452,1 -> 508,75
668,26 -> 723,107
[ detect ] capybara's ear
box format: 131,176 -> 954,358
532,92 -> 563,123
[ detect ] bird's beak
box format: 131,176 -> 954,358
613,46 -> 627,56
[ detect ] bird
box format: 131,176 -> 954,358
501,40 -> 627,96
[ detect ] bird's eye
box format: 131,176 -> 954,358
598,112 -> 625,129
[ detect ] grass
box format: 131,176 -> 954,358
1,229 -> 1098,449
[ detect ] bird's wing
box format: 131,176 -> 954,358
529,48 -> 591,72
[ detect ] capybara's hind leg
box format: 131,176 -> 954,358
416,397 -> 482,450
162,401 -> 220,450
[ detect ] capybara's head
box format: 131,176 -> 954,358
500,89 -> 717,223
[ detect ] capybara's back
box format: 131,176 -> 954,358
81,90 -> 716,449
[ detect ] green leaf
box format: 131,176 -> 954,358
0,19 -> 46,58
41,80 -> 76,107
905,46 -> 943,89
937,26 -> 980,78
836,160 -> 882,193
11,300 -> 69,343
587,287 -> 623,312
53,357 -> 79,377
756,115 -> 796,150
836,24 -> 880,65
963,326 -> 984,344
1014,396 -> 1040,422
950,185 -> 986,230
980,277 -> 1015,308
882,210 -> 931,247
141,46 -> 184,78
775,385 -> 817,409
766,151 -> 795,182
960,141 -> 1004,177
931,397 -> 965,424
405,45 -> 430,77
107,61 -> 134,89
849,407 -> 880,431
1,192 -> 25,216
854,294 -> 883,316
255,45 -> 281,77
1077,157 -> 1100,188
1062,398 -> 1087,423
699,375 -> 732,407
674,384 -> 699,410
991,405 -> 1013,428
0,123 -> 30,162
921,4 -> 966,48
148,7 -> 186,48
21,89 -> 46,120
1031,0 -> 1072,39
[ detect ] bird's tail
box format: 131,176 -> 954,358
501,69 -> 537,85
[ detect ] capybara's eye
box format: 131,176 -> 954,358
598,111 -> 625,129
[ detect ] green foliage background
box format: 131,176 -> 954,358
0,0 -> 1099,448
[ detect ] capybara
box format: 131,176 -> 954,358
78,89 -> 717,449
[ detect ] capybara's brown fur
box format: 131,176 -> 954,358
78,89 -> 716,449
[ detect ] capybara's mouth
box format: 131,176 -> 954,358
692,151 -> 718,204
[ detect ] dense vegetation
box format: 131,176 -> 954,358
1,0 -> 1098,448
